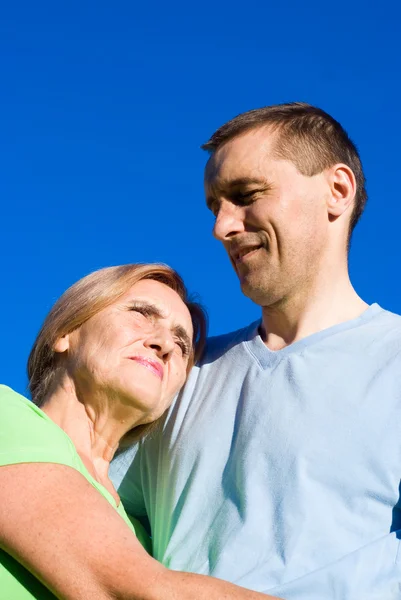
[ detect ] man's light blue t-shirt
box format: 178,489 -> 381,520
111,304 -> 401,599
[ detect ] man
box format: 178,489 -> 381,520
111,103 -> 401,599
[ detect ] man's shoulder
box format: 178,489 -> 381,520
369,305 -> 401,338
200,320 -> 260,364
374,305 -> 401,325
330,305 -> 401,366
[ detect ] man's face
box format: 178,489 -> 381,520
204,127 -> 332,306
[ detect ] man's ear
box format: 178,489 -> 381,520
326,164 -> 356,218
53,334 -> 70,354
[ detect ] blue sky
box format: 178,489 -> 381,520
1,1 -> 400,395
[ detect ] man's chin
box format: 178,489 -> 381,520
239,276 -> 277,307
239,277 -> 264,305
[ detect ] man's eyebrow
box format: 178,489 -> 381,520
224,177 -> 267,188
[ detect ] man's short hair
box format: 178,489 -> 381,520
202,102 -> 367,241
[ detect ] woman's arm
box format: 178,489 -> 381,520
0,462 -> 282,600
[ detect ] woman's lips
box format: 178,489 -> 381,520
128,356 -> 164,380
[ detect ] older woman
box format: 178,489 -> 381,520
0,264 -> 281,600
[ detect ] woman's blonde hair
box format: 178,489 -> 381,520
28,264 -> 207,445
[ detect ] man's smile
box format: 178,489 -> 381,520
230,244 -> 264,265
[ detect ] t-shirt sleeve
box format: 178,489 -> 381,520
110,445 -> 148,518
0,385 -> 79,469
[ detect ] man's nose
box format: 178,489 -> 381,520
212,201 -> 245,241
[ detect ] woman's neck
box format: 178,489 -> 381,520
41,378 -> 139,496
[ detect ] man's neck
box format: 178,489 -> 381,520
260,274 -> 368,351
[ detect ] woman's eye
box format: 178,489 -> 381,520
176,340 -> 190,357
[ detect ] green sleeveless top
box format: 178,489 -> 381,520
0,385 -> 151,599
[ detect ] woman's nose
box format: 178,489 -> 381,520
145,328 -> 175,361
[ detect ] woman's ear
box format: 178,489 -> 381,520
327,164 -> 356,218
53,334 -> 70,354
